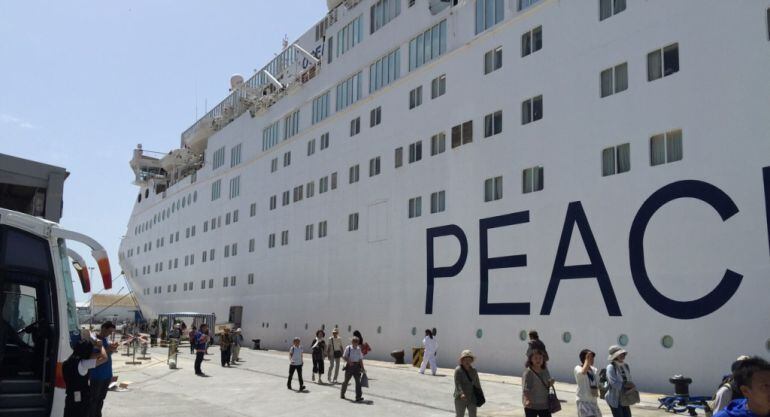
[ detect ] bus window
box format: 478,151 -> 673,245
57,239 -> 80,334
2,228 -> 51,272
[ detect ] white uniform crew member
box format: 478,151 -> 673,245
419,329 -> 439,375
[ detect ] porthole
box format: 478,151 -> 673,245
618,334 -> 629,346
519,330 -> 528,341
347,325 -> 352,332
305,323 -> 308,330
562,332 -> 572,343
377,326 -> 382,334
411,327 -> 417,336
321,324 -> 325,330
266,323 -> 269,328
476,329 -> 483,339
661,335 -> 674,349
284,323 -> 287,329
261,323 -> 264,328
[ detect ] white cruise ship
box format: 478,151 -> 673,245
119,0 -> 770,393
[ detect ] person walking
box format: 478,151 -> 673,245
327,327 -> 344,383
311,329 -> 326,383
193,324 -> 209,376
522,349 -> 554,417
288,337 -> 306,391
605,346 -> 637,417
340,336 -> 365,402
231,328 -> 243,363
420,328 -> 439,375
526,330 -> 549,361
89,321 -> 117,417
574,349 -> 602,417
220,327 -> 233,367
454,349 -> 483,417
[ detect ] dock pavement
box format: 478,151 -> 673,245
104,346 -> 681,417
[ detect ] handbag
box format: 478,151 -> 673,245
334,350 -> 343,358
618,364 -> 640,406
461,366 -> 486,407
360,371 -> 369,388
534,370 -> 561,414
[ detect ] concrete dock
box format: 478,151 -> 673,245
104,346 -> 679,417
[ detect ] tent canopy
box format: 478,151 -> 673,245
156,312 -> 216,338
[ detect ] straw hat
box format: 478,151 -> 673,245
607,345 -> 628,361
459,349 -> 476,361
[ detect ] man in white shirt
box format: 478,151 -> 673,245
287,337 -> 305,391
340,336 -> 365,402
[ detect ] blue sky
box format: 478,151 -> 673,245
0,1 -> 327,301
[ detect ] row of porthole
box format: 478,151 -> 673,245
262,322 -> 386,335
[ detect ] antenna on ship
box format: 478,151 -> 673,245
282,34 -> 289,50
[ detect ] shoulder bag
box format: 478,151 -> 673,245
534,370 -> 561,414
461,366 -> 486,407
619,364 -> 641,406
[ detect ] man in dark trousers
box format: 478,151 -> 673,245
89,322 -> 117,417
526,330 -> 549,361
193,324 -> 209,376
63,332 -> 106,417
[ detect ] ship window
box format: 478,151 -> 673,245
349,164 -> 360,184
411,327 -> 417,336
409,20 -> 446,71
408,196 -> 422,218
226,213 -> 231,225
483,110 -> 503,137
201,280 -> 205,290
306,181 -> 315,198
224,245 -> 230,258
430,190 -> 446,213
230,276 -> 236,286
331,172 -> 338,190
268,233 -> 276,248
336,14 -> 363,58
602,143 -> 631,176
563,332 -> 572,343
307,139 -> 316,156
145,189 -> 149,199
250,203 -> 257,217
312,91 -> 330,125
282,191 -> 290,206
293,185 -> 304,202
599,0 -> 625,21
369,157 -> 381,177
484,176 -> 503,202
318,221 -> 328,238
248,273 -> 254,285
249,238 -> 255,253
283,151 -> 291,167
476,328 -> 483,339
618,334 -> 629,346
767,8 -> 770,40
231,243 -> 237,257
370,106 -> 382,127
522,166 -> 544,193
269,195 -> 277,210
320,132 -> 330,150
348,213 -> 359,231
350,117 -> 361,137
209,248 -> 215,261
409,86 -> 423,109
281,230 -> 289,246
283,110 -> 300,140
211,179 -> 221,201
262,121 -> 280,152
600,62 -> 628,97
370,0 -> 401,34
451,120 -> 473,148
208,279 -> 213,289
223,277 -> 229,287
661,335 -> 674,349
409,141 -> 422,163
394,147 -> 403,168
306,224 -> 314,241
212,146 -> 226,170
271,158 -> 278,173
336,72 -> 363,111
431,74 -> 446,99
431,133 -> 446,155
484,46 -> 503,74
647,43 -> 679,81
319,176 -> 329,194
476,0 -> 504,34
650,129 -> 682,166
521,95 -> 543,125
230,143 -> 242,167
521,26 -> 542,57
202,250 -> 207,263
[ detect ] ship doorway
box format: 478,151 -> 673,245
228,306 -> 243,329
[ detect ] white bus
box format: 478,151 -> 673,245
0,208 -> 112,417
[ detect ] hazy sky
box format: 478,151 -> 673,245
0,1 -> 327,301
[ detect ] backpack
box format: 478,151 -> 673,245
598,367 -> 609,399
714,375 -> 743,401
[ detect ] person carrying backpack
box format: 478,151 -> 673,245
714,357 -> 770,417
712,356 -> 750,413
604,346 -> 639,417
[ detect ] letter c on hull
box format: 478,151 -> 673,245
629,180 -> 742,319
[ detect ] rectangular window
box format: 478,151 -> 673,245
211,179 -> 221,201
483,110 -> 503,137
306,181 -> 315,197
370,0 -> 401,34
320,132 -> 330,150
430,190 -> 446,213
230,143 -> 242,167
348,212 -> 359,231
349,164 -> 360,184
369,49 -> 401,93
224,245 -> 230,258
408,196 -> 422,218
269,195 -> 277,210
350,117 -> 361,136
319,176 -> 329,193
431,74 -> 446,99
602,143 -> 631,176
521,95 -> 543,125
331,172 -> 337,190
223,277 -> 229,287
599,0 -> 626,21
312,91 -> 330,125
517,0 -> 541,11
248,273 -> 254,285
229,176 -> 240,199
262,121 -> 280,151
282,191 -> 290,206
370,106 -> 382,127
293,185 -> 304,202
408,20 -> 447,71
484,46 -> 503,74
409,86 -> 423,109
225,213 -> 231,225
249,238 -> 255,253
202,250 -> 207,262
484,176 -> 503,201
521,26 -> 542,57
201,280 -> 206,290
335,71 -> 363,111
307,139 -> 316,156
250,203 -> 257,217
268,233 -> 276,248
451,121 -> 473,148
283,109 -> 300,140
336,15 -> 363,58
476,0 -> 504,34
395,147 -> 403,168
283,151 -> 291,167
522,166 -> 544,193
271,158 -> 278,173
409,141 -> 422,163
369,157 -> 381,177
209,248 -> 215,261
647,43 -> 679,81
600,62 -> 628,97
305,224 -> 314,241
431,133 -> 446,155
281,230 -> 289,246
208,279 -> 213,289
318,221 -> 328,238
230,276 -> 236,286
212,146 -> 226,170
650,129 -> 683,166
